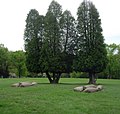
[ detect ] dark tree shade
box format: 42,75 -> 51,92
76,0 -> 108,84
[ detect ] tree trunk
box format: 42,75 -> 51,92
55,73 -> 61,84
46,72 -> 53,83
53,72 -> 56,83
18,66 -> 21,78
88,72 -> 96,84
46,72 -> 61,84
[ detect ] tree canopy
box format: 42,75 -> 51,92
9,51 -> 27,78
23,0 -> 108,84
24,9 -> 44,73
0,44 -> 9,78
74,0 -> 108,84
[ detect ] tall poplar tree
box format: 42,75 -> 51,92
24,9 -> 44,73
43,1 -> 62,83
76,0 -> 108,84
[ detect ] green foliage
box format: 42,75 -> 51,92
43,11 -> 61,73
105,44 -> 120,79
43,1 -> 63,83
23,1 -> 64,83
0,44 -> 8,69
75,0 -> 108,83
24,9 -> 44,73
0,44 -> 9,78
23,0 -> 109,83
70,71 -> 82,78
48,0 -> 62,21
9,51 -> 27,77
38,4 -> 77,75
60,10 -> 77,54
59,10 -> 77,73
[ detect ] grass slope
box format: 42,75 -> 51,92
0,78 -> 120,114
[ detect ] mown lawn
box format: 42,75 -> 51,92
0,78 -> 120,114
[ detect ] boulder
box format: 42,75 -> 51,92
11,83 -> 20,87
83,87 -> 99,93
32,82 -> 37,85
19,82 -> 33,87
74,86 -> 84,92
84,85 -> 97,89
74,85 -> 103,93
11,81 -> 37,87
96,85 -> 103,91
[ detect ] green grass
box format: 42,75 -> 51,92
0,78 -> 120,114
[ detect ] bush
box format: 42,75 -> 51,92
70,72 -> 82,78
61,73 -> 70,78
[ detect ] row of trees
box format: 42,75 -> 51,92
69,44 -> 120,79
24,0 -> 107,84
0,44 -> 27,78
0,43 -> 120,79
0,44 -> 9,78
105,44 -> 120,79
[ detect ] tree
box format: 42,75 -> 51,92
60,10 -> 77,54
43,4 -> 78,83
24,9 -> 44,74
48,0 -> 62,21
9,51 -> 27,78
76,0 -> 108,84
60,10 -> 77,74
0,44 -> 9,78
105,44 -> 120,79
43,5 -> 62,83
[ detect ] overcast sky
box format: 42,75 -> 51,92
0,0 -> 120,51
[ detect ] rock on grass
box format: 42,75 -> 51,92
74,85 -> 103,93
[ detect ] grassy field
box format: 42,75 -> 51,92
0,78 -> 120,114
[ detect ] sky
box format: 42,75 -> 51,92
0,0 -> 120,51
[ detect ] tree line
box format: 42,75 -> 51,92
0,43 -> 120,80
0,44 -> 27,78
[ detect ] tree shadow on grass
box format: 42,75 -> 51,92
59,83 -> 87,85
37,83 -> 51,85
37,82 -> 87,86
